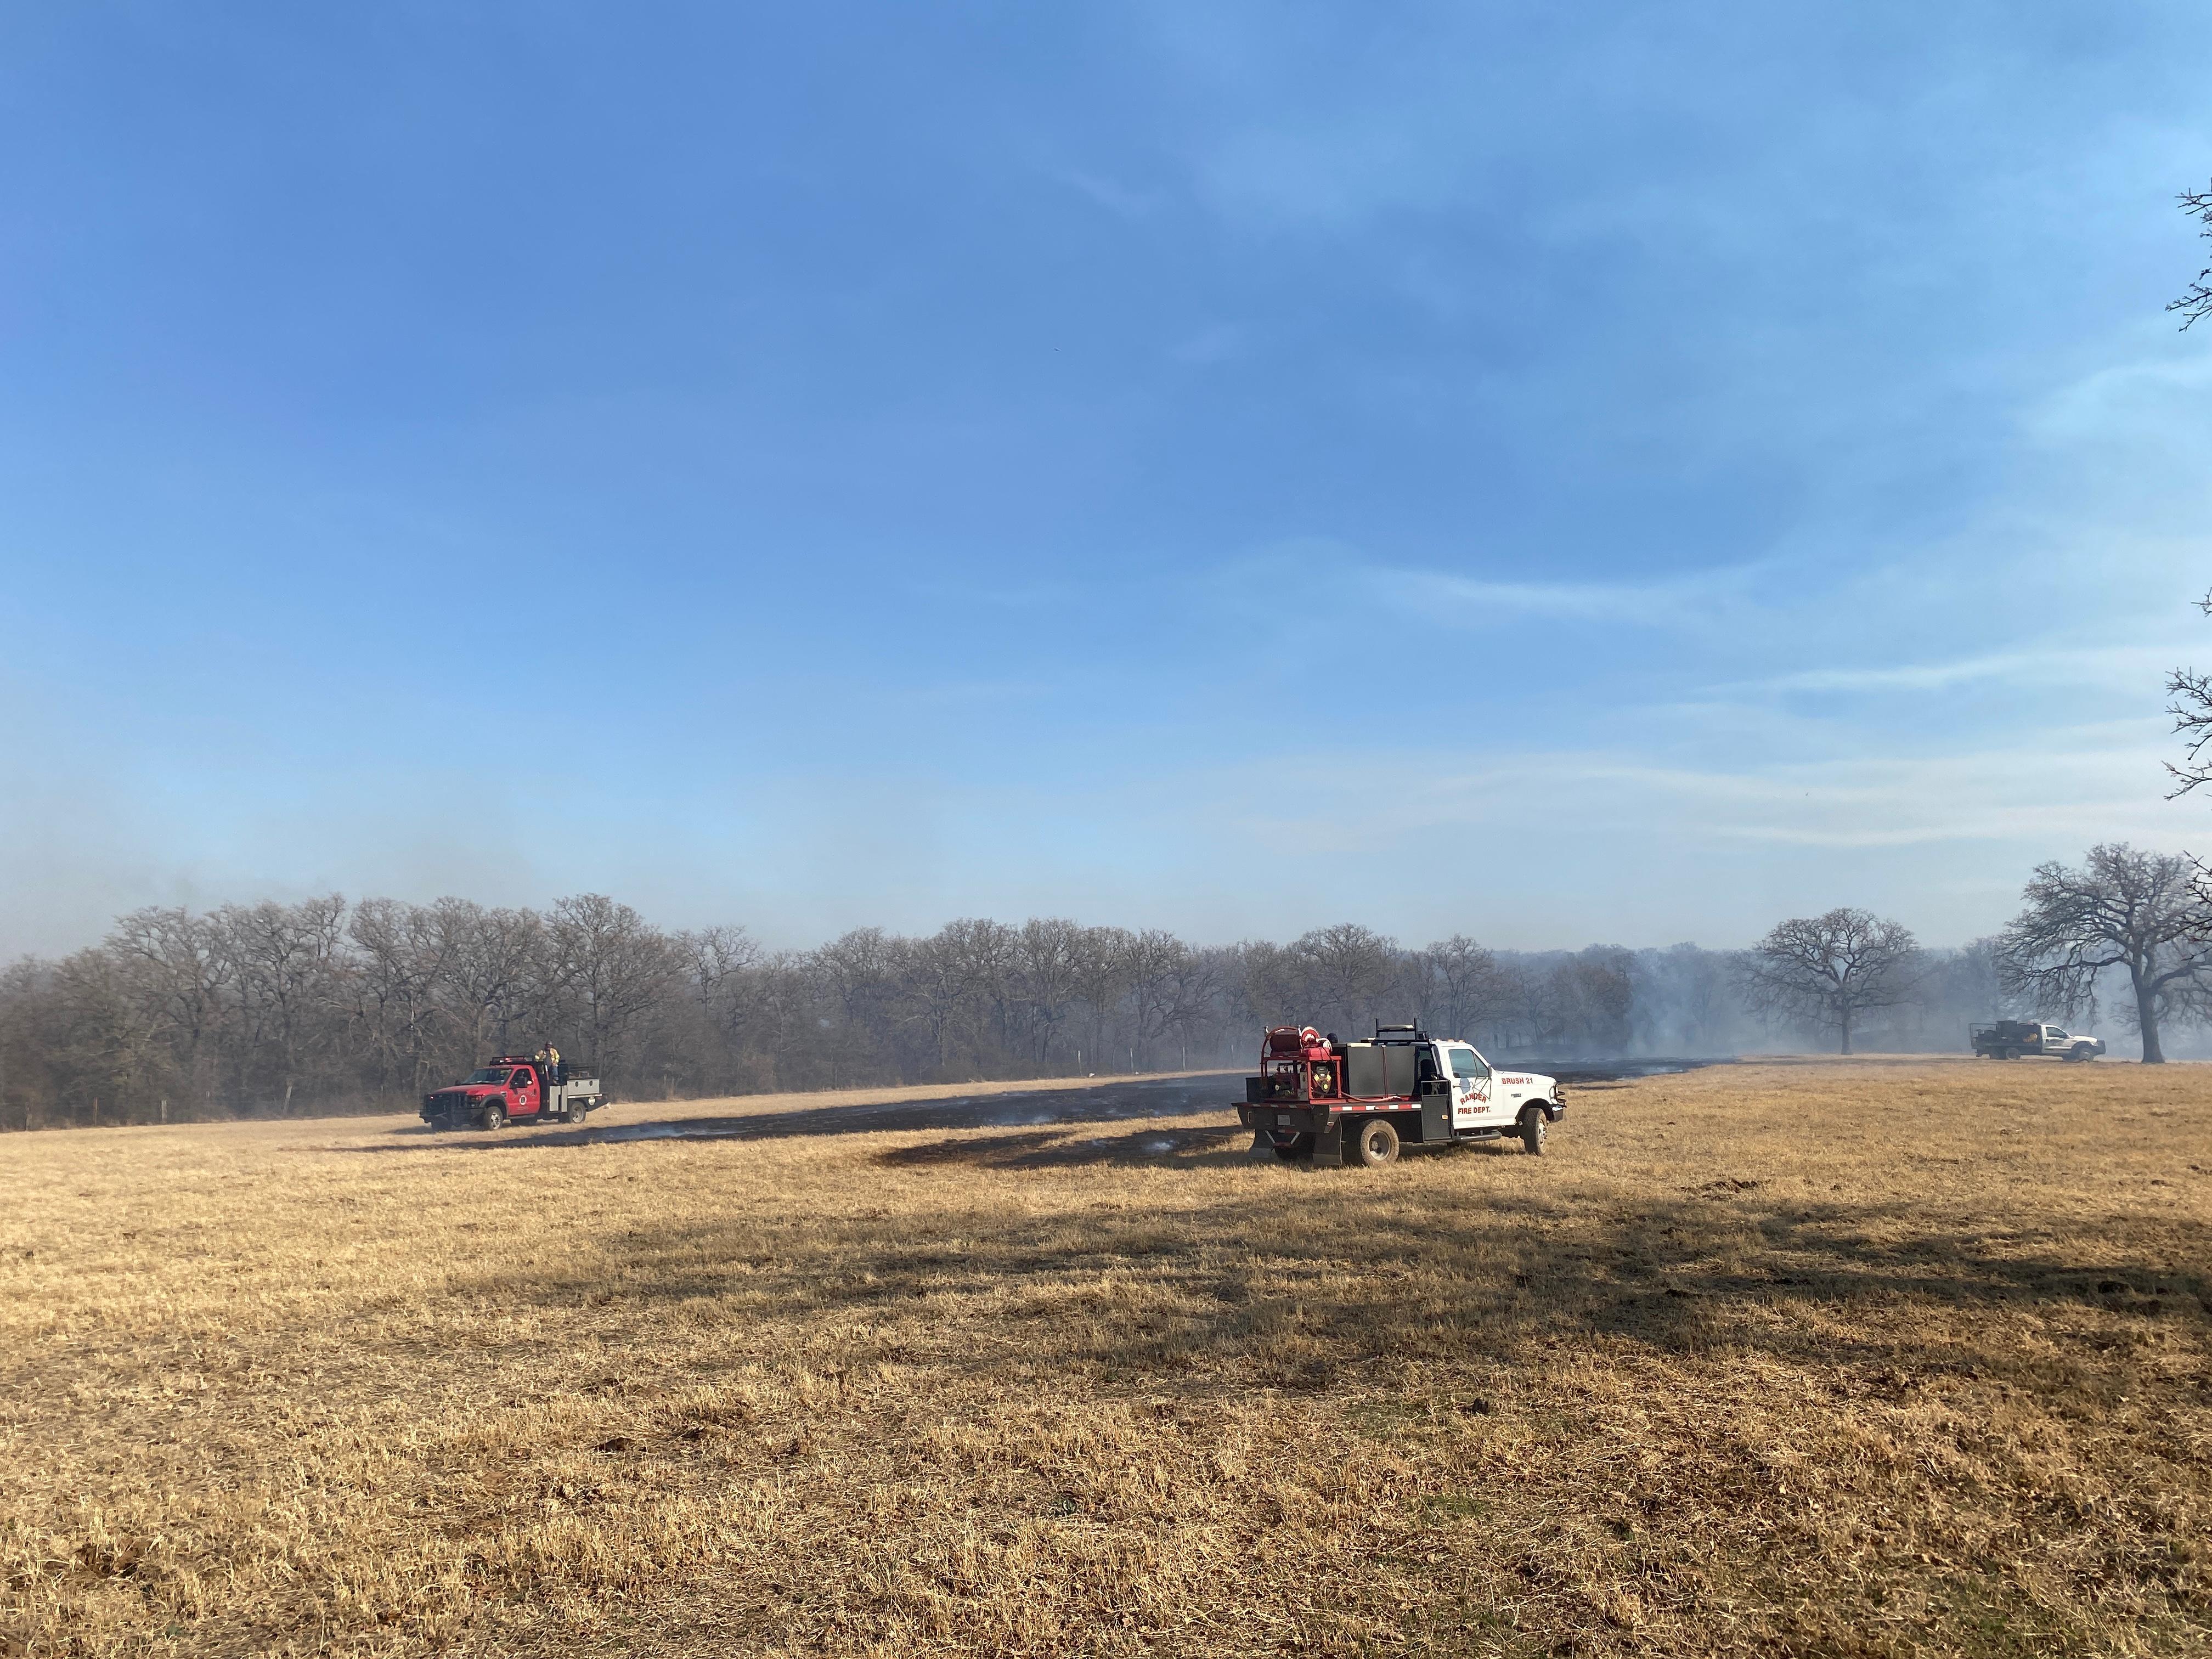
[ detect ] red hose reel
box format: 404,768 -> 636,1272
1262,1025 -> 1340,1098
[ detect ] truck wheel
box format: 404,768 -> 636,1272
1271,1132 -> 1315,1161
478,1102 -> 506,1131
2068,1045 -> 2096,1063
1352,1119 -> 1400,1167
1519,1106 -> 1547,1156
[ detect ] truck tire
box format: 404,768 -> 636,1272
2068,1044 -> 2096,1063
1519,1105 -> 1547,1156
1272,1132 -> 1315,1161
478,1101 -> 506,1131
1352,1118 -> 1400,1167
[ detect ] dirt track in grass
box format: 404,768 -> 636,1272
4,1057 -> 2208,1656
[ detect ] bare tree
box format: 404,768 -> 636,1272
2164,585 -> 2212,797
348,898 -> 453,1098
1124,928 -> 1191,1071
431,900 -> 543,1061
1014,917 -> 1081,1065
1555,947 -> 1634,1054
1418,935 -> 1507,1042
0,959 -> 57,1129
1996,844 -> 2212,1064
108,907 -> 229,1109
678,924 -> 763,1047
547,894 -> 678,1075
902,926 -> 972,1071
1632,943 -> 1740,1054
1070,926 -> 1135,1071
2171,180 -> 2212,330
1286,923 -> 1399,1037
53,946 -> 170,1123
816,927 -> 907,1082
940,918 -> 1022,1067
210,896 -> 349,1113
1736,909 -> 1921,1055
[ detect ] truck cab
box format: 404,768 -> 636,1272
1237,1023 -> 1565,1166
421,1056 -> 607,1130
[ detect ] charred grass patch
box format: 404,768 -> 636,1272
2,1060 -> 2209,1655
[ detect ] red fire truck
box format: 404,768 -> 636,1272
421,1056 -> 607,1131
1235,1023 -> 1564,1166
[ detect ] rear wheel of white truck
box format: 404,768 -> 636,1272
1353,1118 -> 1401,1167
1519,1106 -> 1547,1156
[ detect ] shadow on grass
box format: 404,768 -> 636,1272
351,1075 -> 1242,1153
356,1062 -> 1727,1160
872,1125 -> 1251,1170
868,1125 -> 1546,1171
461,1164 -> 2211,1401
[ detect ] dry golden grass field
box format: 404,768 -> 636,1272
4,1058 -> 2210,1658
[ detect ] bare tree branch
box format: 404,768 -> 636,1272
2164,589 -> 2212,797
2171,182 -> 2212,330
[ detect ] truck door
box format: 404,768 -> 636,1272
1448,1045 -> 1492,1124
2042,1025 -> 2068,1053
510,1065 -> 540,1116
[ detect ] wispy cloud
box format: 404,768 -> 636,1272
1192,724 -> 2185,858
1721,642 -> 2188,697
1052,168 -> 1161,219
1385,563 -> 1765,629
1575,741 -> 2177,849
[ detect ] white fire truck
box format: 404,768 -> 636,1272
1235,1023 -> 1565,1166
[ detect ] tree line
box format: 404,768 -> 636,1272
1,838 -> 2203,1129
0,904 -> 1674,1129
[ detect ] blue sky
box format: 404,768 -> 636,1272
3,2 -> 2210,956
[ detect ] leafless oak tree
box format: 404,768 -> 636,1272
1014,918 -> 1081,1065
548,894 -> 679,1081
1736,909 -> 1921,1054
1996,844 -> 2212,1064
1417,935 -> 1508,1043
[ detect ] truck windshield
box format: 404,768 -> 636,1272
465,1068 -> 518,1085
